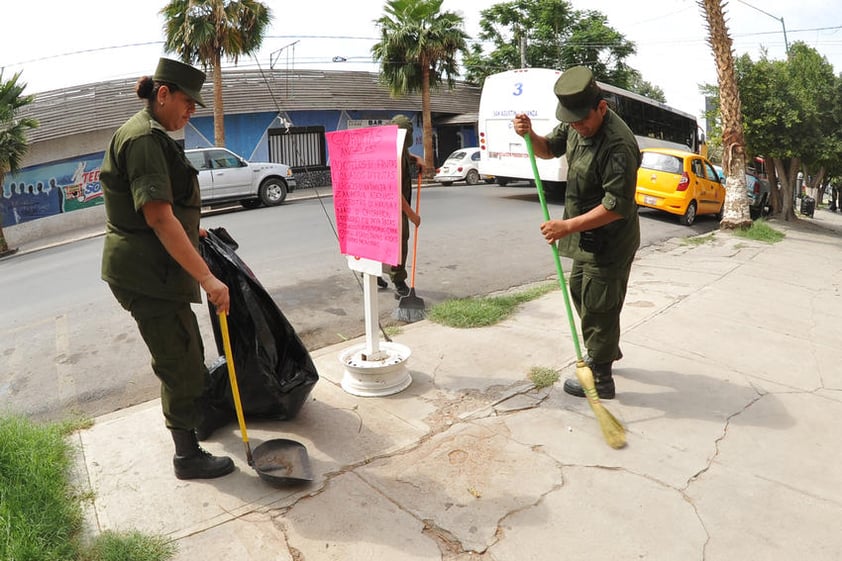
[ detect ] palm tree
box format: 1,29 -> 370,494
698,0 -> 752,229
161,0 -> 272,147
372,0 -> 468,178
0,71 -> 39,256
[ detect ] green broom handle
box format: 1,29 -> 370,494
524,134 -> 584,361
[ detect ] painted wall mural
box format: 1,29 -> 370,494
1,153 -> 105,226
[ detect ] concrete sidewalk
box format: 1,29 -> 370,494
70,209 -> 842,561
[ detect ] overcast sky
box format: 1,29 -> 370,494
3,0 -> 840,128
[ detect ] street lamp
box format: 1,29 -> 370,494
736,0 -> 789,55
270,40 -> 301,69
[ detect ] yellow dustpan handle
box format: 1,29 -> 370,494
218,312 -> 253,465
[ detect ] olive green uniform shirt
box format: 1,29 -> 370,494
545,109 -> 641,266
100,108 -> 202,302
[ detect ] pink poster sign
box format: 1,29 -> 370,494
326,125 -> 402,266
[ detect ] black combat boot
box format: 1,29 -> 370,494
562,359 -> 616,399
170,429 -> 235,480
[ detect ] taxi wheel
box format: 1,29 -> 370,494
680,201 -> 697,226
465,169 -> 480,185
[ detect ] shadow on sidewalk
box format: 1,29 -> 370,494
615,368 -> 796,430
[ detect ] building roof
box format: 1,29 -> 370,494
21,69 -> 481,144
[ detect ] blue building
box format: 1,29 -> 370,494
4,69 -> 481,226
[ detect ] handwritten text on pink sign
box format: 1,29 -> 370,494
326,126 -> 402,265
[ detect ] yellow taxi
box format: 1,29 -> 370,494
635,147 -> 725,226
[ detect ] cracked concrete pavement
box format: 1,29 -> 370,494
71,209 -> 842,560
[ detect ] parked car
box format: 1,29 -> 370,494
636,148 -> 725,226
185,147 -> 296,209
713,165 -> 771,218
434,147 -> 493,186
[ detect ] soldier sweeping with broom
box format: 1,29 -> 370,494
389,115 -> 426,322
513,66 -> 641,403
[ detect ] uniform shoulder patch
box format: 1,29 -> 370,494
610,151 -> 628,175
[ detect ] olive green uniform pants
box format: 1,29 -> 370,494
568,256 -> 634,364
110,286 -> 206,430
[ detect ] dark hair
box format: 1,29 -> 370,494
135,76 -> 180,108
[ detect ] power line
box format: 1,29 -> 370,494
7,25 -> 842,71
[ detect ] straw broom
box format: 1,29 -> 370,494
524,135 -> 626,449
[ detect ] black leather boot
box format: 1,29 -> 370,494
562,360 -> 615,399
170,428 -> 235,480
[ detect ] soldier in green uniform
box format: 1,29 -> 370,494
513,66 -> 641,399
100,58 -> 235,479
389,114 -> 422,298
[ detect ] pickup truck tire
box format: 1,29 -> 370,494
259,178 -> 288,206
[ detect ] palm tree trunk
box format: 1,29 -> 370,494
0,172 -> 10,255
212,52 -> 225,147
699,0 -> 751,229
420,63 -> 435,180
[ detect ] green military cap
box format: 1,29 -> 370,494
554,66 -> 601,122
391,114 -> 413,132
154,58 -> 207,107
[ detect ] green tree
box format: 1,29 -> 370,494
372,0 -> 468,177
626,74 -> 666,103
732,42 -> 841,220
462,0 -> 663,101
0,71 -> 39,256
787,44 -> 841,203
161,0 -> 272,147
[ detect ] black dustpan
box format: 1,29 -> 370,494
252,438 -> 313,485
218,312 -> 313,486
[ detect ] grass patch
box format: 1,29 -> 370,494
0,415 -> 175,561
734,219 -> 785,243
384,325 -> 403,338
682,233 -> 716,246
1,416 -> 82,561
528,366 -> 560,389
82,530 -> 176,561
427,283 -> 556,328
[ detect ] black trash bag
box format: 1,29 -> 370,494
198,228 -> 319,435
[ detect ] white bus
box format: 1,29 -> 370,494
478,67 -> 703,193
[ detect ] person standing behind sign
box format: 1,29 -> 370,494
100,58 -> 234,480
512,66 -> 641,400
389,114 -> 423,298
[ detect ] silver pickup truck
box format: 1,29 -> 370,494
185,147 -> 296,209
